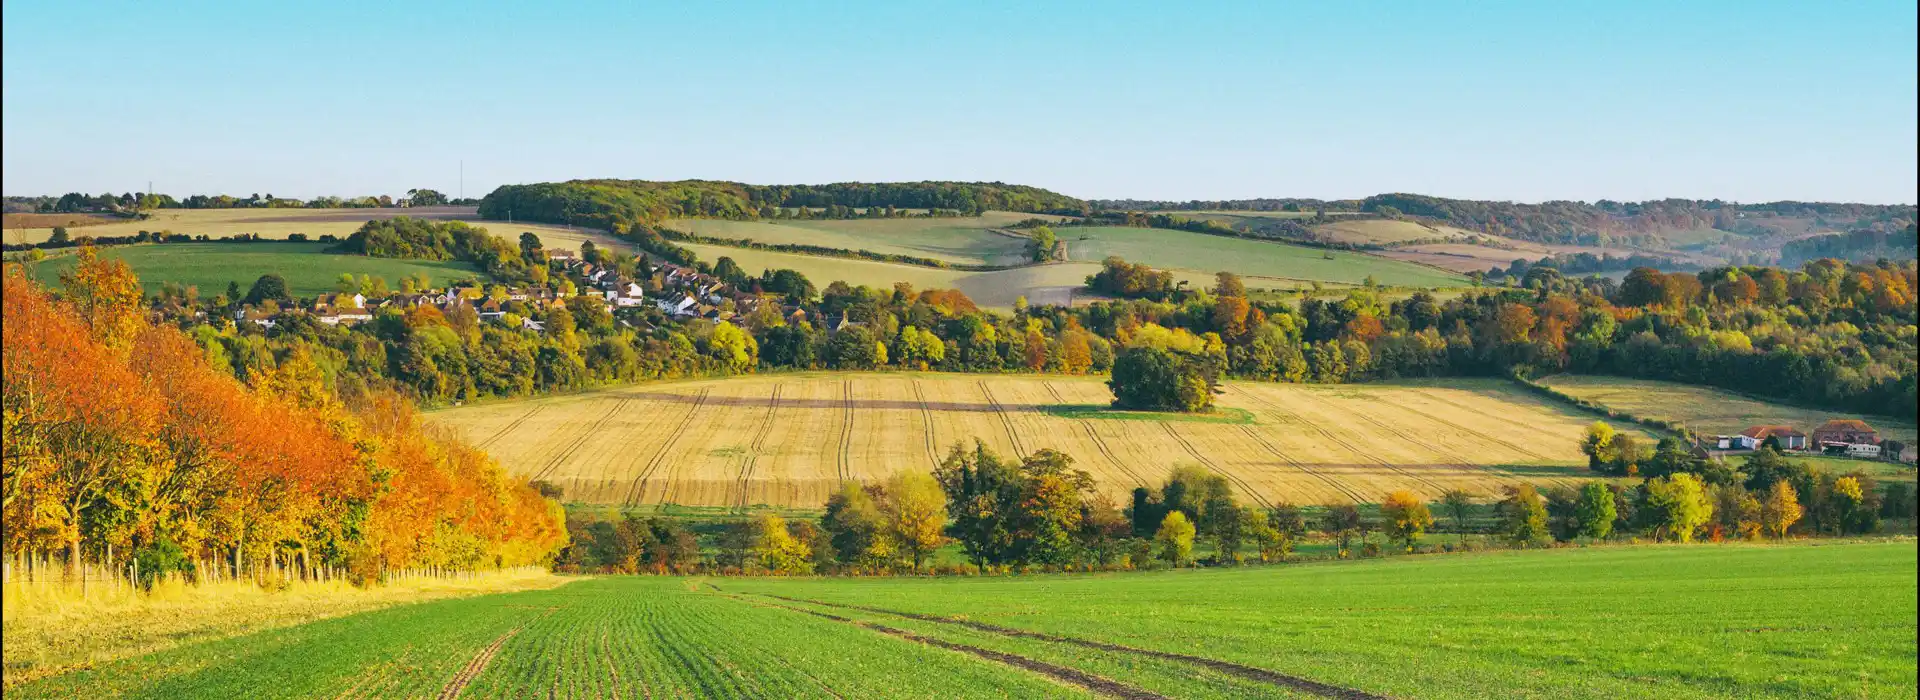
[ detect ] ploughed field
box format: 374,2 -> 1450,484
17,543 -> 1914,699
430,374 -> 1624,508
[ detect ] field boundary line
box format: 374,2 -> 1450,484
978,380 -> 1027,455
717,593 -> 1168,700
1160,422 -> 1273,509
744,593 -> 1387,700
531,398 -> 628,483
624,388 -> 710,506
732,384 -> 783,511
1235,387 -> 1448,495
1237,424 -> 1366,504
911,379 -> 941,468
476,404 -> 545,450
1044,382 -> 1147,488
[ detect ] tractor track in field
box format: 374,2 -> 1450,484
477,404 -> 545,450
1237,424 -> 1368,504
978,380 -> 1028,456
1160,422 -> 1273,509
732,384 -> 783,512
1236,387 -> 1450,495
531,398 -> 628,483
1302,391 -> 1529,488
1399,390 -> 1557,461
740,592 -> 1388,700
837,379 -> 855,483
911,379 -> 941,468
438,606 -> 562,700
623,388 -> 709,506
719,593 -> 1168,700
1045,382 -> 1147,488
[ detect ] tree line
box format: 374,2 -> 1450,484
476,179 -> 1087,234
2,256 -> 566,586
555,438 -> 1915,577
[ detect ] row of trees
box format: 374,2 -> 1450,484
2,257 -> 565,584
556,436 -> 1915,577
18,190 -> 459,214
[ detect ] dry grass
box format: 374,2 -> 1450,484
431,374 -> 1638,510
0,206 -> 588,247
1313,219 -> 1480,245
0,567 -> 565,688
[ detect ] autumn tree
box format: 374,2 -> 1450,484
1154,510 -> 1195,566
885,470 -> 947,572
1380,490 -> 1434,552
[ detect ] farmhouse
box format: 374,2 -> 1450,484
1740,425 -> 1807,450
1712,434 -> 1761,451
1811,419 -> 1878,446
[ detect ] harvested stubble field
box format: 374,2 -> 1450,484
16,543 -> 1914,699
2,205 -> 589,247
1538,374 -> 1918,445
663,211 -> 1064,267
431,374 -> 1634,509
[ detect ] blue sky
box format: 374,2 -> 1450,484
4,1 -> 1914,203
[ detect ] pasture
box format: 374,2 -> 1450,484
15,542 -> 1914,699
1059,226 -> 1464,288
1538,374 -> 1918,445
25,242 -> 483,296
429,373 -> 1639,509
1311,218 -> 1480,245
663,211 -> 1057,267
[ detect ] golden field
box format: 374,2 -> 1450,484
431,373 -> 1633,508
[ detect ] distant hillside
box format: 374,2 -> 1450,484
1780,224 -> 1919,266
479,180 -> 1087,232
1093,194 -> 1915,248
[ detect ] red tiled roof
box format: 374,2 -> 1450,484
1740,425 -> 1805,438
1814,419 -> 1875,434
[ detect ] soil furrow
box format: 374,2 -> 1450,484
756,593 -> 1389,700
1160,422 -> 1273,509
733,384 -> 783,511
978,380 -> 1028,456
1238,424 -> 1367,504
911,379 -> 941,467
726,594 -> 1168,700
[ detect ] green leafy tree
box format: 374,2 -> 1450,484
1155,511 -> 1195,566
1440,489 -> 1474,544
1574,481 -> 1617,540
1644,473 -> 1713,542
1500,484 -> 1550,547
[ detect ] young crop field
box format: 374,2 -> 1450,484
663,211 -> 1060,267
24,242 -> 484,296
15,542 -> 1914,699
1059,226 -> 1465,288
430,373 -> 1637,509
1538,374 -> 1918,445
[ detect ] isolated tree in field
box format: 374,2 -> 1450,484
1108,346 -> 1211,412
1440,489 -> 1474,544
1155,511 -> 1195,566
1500,484 -> 1550,547
1574,481 -> 1617,540
885,470 -> 947,572
1323,503 -> 1363,557
1381,490 -> 1433,552
1644,473 -> 1713,543
1580,421 -> 1617,474
1026,226 -> 1057,262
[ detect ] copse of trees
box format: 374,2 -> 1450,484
1086,256 -> 1177,300
1,259 -> 565,585
476,179 -> 1088,234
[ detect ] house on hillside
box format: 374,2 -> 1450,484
1811,419 -> 1878,446
1740,425 -> 1807,451
656,293 -> 697,318
548,248 -> 577,262
1712,434 -> 1761,451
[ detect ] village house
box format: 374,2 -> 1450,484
1811,419 -> 1878,446
548,248 -> 578,262
1739,425 -> 1807,451
1712,434 -> 1761,451
656,293 -> 698,318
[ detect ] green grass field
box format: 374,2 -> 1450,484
664,211 -> 1053,267
13,542 -> 1913,699
26,242 -> 484,297
1061,226 -> 1464,287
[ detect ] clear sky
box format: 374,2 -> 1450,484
3,1 -> 1914,203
